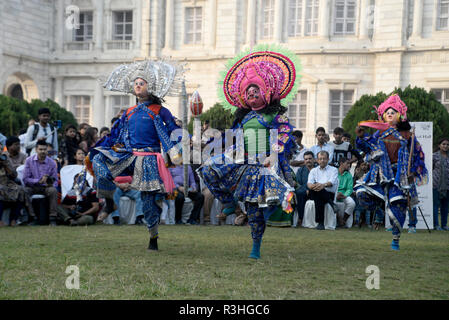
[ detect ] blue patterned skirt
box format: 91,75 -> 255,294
198,154 -> 294,210
92,147 -> 165,199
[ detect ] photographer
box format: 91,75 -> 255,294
0,150 -> 28,227
56,173 -> 99,226
23,140 -> 59,226
24,108 -> 59,158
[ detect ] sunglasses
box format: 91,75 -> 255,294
134,81 -> 146,87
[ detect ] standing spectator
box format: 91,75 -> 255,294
23,140 -> 59,226
99,127 -> 110,139
78,123 -> 90,141
295,151 -> 315,227
433,138 -> 449,231
79,127 -> 99,153
56,173 -> 99,226
307,150 -> 339,230
5,136 -> 27,170
335,158 -> 355,227
328,127 -> 360,167
60,124 -> 80,166
342,132 -> 351,143
353,161 -> 372,228
169,163 -> 204,225
24,108 -> 58,157
310,127 -> 334,164
290,130 -> 309,174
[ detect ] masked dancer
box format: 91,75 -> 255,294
355,94 -> 428,250
198,46 -> 300,259
89,60 -> 183,251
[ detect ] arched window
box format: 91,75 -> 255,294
10,84 -> 24,100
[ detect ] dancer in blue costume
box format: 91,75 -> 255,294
198,46 -> 301,259
89,60 -> 184,251
355,94 -> 428,251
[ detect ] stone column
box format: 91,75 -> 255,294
54,77 -> 64,107
246,0 -> 257,47
319,0 -> 330,38
209,0 -> 217,49
56,0 -> 65,53
93,80 -> 105,128
164,0 -> 174,50
411,0 -> 423,38
274,0 -> 284,42
96,0 -> 104,51
359,0 -> 369,39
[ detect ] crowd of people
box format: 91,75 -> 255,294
1,106 -> 448,233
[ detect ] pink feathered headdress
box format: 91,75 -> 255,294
222,50 -> 297,110
376,94 -> 408,121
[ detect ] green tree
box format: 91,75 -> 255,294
0,95 -> 78,137
187,103 -> 234,133
342,86 -> 449,148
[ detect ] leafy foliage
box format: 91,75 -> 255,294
342,86 -> 449,147
0,95 -> 78,137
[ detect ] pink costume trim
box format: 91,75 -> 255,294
132,151 -> 176,193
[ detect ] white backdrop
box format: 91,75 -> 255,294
386,122 -> 433,229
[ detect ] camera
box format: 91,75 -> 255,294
0,154 -> 7,161
46,176 -> 55,185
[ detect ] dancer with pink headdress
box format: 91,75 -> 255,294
355,94 -> 428,250
198,45 -> 301,259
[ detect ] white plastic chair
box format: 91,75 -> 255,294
302,200 -> 337,230
60,165 -> 94,199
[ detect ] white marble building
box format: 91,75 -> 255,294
1,0 -> 449,145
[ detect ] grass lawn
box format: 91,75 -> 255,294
0,224 -> 448,300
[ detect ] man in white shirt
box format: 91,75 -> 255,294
307,150 -> 339,230
309,127 -> 334,164
24,108 -> 58,157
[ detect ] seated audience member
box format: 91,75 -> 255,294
110,175 -> 144,225
57,173 -> 99,226
23,140 -> 59,226
169,163 -> 204,225
290,130 -> 309,174
5,136 -> 27,170
74,148 -> 86,166
335,158 -> 355,228
310,127 -> 334,164
202,186 -> 215,224
295,151 -> 315,227
306,150 -> 339,230
328,127 -> 360,167
0,149 -> 31,226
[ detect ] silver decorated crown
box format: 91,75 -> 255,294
102,59 -> 185,99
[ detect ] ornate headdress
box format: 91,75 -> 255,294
376,94 -> 408,121
103,59 -> 185,99
218,44 -> 301,112
359,94 -> 409,131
